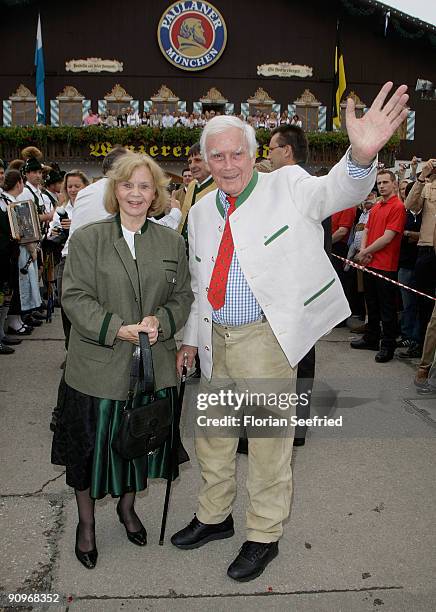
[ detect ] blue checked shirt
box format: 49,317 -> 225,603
211,152 -> 375,326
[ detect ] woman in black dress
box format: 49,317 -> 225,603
51,152 -> 193,568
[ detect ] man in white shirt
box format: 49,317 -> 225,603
162,109 -> 175,129
126,107 -> 140,127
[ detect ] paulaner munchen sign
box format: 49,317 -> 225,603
158,1 -> 227,71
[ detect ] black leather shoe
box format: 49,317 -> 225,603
30,311 -> 46,321
375,349 -> 394,363
293,437 -> 305,447
75,525 -> 97,569
398,344 -> 422,359
0,343 -> 15,355
227,540 -> 279,582
23,316 -> 42,327
171,514 -> 234,549
350,338 -> 379,350
2,336 -> 22,345
116,503 -> 147,546
417,385 -> 436,396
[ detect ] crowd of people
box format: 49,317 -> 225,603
0,81 -> 435,581
84,106 -> 303,130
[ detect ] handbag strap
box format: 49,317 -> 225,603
138,331 -> 155,395
127,332 -> 156,398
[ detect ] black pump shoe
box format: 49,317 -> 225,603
116,503 -> 147,546
75,525 -> 97,569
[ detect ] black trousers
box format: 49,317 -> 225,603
295,345 -> 315,439
332,242 -> 352,304
414,247 -> 436,347
363,268 -> 399,351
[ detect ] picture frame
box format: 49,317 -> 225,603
7,199 -> 42,244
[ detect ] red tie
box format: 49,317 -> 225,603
208,196 -> 237,310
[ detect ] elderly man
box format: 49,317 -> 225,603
171,82 -> 409,581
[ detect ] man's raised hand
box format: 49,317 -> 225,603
346,82 -> 409,166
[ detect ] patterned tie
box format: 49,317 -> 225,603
207,196 -> 237,310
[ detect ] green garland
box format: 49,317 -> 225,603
0,125 -> 400,157
391,18 -> 425,40
340,0 -> 376,17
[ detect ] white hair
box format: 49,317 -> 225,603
200,115 -> 258,162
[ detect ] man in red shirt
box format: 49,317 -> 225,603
351,170 -> 406,362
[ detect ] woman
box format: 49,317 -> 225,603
398,178 -> 410,202
49,170 -> 90,349
0,170 -> 24,350
1,170 -> 38,336
51,152 -> 193,569
290,114 -> 303,128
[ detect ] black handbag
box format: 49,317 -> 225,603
112,332 -> 172,460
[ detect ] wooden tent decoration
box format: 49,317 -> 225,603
9,84 -> 36,100
294,89 -> 321,106
104,84 -> 132,101
56,86 -> 85,101
151,85 -> 179,102
247,87 -> 275,105
200,87 -> 228,103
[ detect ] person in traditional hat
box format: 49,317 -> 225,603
42,166 -> 64,211
17,157 -> 53,226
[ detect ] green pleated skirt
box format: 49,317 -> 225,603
51,381 -> 189,500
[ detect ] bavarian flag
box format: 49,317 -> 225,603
333,21 -> 346,129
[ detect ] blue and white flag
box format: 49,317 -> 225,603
384,10 -> 390,37
34,13 -> 45,124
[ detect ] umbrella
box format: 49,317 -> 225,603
159,353 -> 188,545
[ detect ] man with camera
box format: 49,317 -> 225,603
405,158 -> 436,384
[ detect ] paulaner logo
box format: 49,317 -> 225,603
157,1 -> 227,71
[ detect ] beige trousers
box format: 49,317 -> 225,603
195,318 -> 297,543
420,302 -> 436,369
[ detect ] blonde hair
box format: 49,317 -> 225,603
61,170 -> 90,202
104,151 -> 170,217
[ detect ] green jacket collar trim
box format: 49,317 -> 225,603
115,213 -> 148,236
215,170 -> 258,218
198,175 -> 214,191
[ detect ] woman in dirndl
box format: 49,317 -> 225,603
51,151 -> 193,568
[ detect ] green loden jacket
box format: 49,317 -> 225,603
62,215 -> 193,400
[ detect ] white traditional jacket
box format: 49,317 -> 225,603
183,150 -> 377,378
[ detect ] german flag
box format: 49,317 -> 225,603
332,20 -> 346,129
